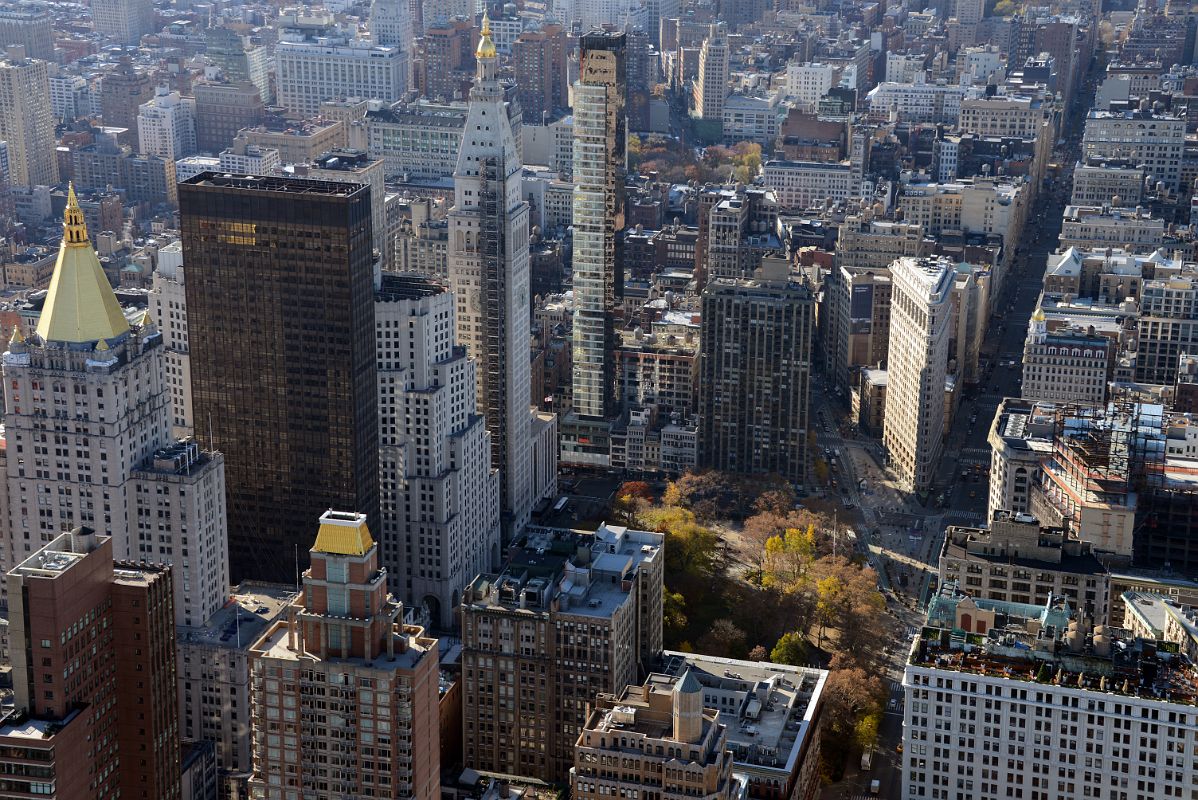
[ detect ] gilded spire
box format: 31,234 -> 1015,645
35,183 -> 131,345
64,182 -> 88,246
1032,307 -> 1046,322
476,9 -> 496,59
9,325 -> 24,345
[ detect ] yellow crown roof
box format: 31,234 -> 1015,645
1032,307 -> 1046,322
36,183 -> 131,345
313,511 -> 374,556
476,10 -> 496,59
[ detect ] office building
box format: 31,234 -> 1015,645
1021,309 -> 1112,406
0,6 -> 54,60
100,56 -> 154,151
692,23 -> 728,131
2,189 -> 227,629
138,86 -> 197,162
1135,271 -> 1198,386
903,588 -> 1198,800
940,510 -> 1110,621
177,584 -> 296,790
204,27 -> 272,104
1082,110 -> 1185,191
0,46 -> 56,188
92,0 -> 154,44
180,174 -> 379,583
574,673 -> 739,800
447,15 -> 538,536
698,258 -> 814,486
0,529 -> 180,799
365,101 -> 465,180
513,24 -> 568,125
883,256 -> 954,494
371,0 -> 414,57
248,511 -> 440,800
275,10 -> 407,117
866,81 -> 969,124
572,31 -> 626,422
460,524 -> 664,782
987,398 -> 1055,521
1070,159 -> 1144,207
193,80 -> 265,155
785,62 -> 834,111
761,161 -> 854,211
825,264 -> 894,393
374,274 -> 500,629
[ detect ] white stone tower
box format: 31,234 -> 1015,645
447,12 -> 534,537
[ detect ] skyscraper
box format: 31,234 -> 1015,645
0,528 -> 180,800
371,0 -> 413,55
100,56 -> 154,151
137,86 -> 197,162
447,14 -> 535,535
248,511 -> 440,800
692,23 -> 729,131
0,46 -> 57,188
571,31 -> 626,422
512,23 -> 568,124
375,274 -> 500,629
2,188 -> 228,629
883,255 -> 954,494
180,173 -> 380,583
0,7 -> 53,61
91,0 -> 155,45
698,258 -> 814,485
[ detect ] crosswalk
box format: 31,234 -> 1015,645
959,447 -> 991,459
944,510 -> 986,524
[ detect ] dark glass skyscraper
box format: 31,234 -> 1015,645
179,173 -> 380,582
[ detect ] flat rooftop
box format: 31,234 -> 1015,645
181,172 -> 366,196
659,651 -> 827,775
252,617 -> 433,671
180,583 -> 296,649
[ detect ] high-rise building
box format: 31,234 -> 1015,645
904,588 -> 1198,800
374,274 -> 500,629
371,0 -> 414,64
148,241 -> 193,438
571,31 -> 626,422
138,86 -> 198,162
692,23 -> 729,129
883,256 -> 954,494
2,188 -> 228,629
574,672 -> 739,800
0,46 -> 57,188
180,173 -> 380,584
698,258 -> 814,485
0,529 -> 180,800
447,14 -> 536,536
204,27 -> 273,104
0,6 -> 54,61
1135,270 -> 1198,386
247,511 -> 441,800
92,0 -> 154,44
275,10 -> 408,117
512,23 -> 568,125
100,56 -> 155,150
192,80 -> 265,155
1022,308 -> 1112,406
460,524 -> 664,782
421,17 -> 475,101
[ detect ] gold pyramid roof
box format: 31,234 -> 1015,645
312,511 -> 375,556
35,184 -> 130,345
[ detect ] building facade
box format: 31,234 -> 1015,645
374,274 -> 500,629
180,174 -> 379,584
0,47 -> 57,188
883,256 -> 954,493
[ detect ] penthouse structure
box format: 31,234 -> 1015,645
460,524 -> 664,782
940,510 -> 1110,621
574,672 -> 738,800
904,588 -> 1198,800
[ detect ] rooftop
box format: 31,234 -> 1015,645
181,173 -> 366,197
252,618 -> 433,671
178,582 -> 297,651
658,651 -> 827,775
913,586 -> 1198,706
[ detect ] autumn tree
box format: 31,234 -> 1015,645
697,618 -> 747,659
770,631 -> 809,665
819,655 -> 888,778
612,481 -> 654,527
763,526 -> 816,590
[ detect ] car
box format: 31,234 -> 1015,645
969,490 -> 977,498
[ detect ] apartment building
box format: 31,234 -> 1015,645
1082,109 -> 1184,190
1022,309 -> 1112,406
460,524 -> 664,782
987,399 -> 1056,521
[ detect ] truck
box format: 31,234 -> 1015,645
860,749 -> 874,770
870,779 -> 881,794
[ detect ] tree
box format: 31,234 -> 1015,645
697,618 -> 747,659
762,526 -> 816,590
752,478 -> 796,515
770,631 -> 809,666
814,573 -> 846,647
664,470 -> 756,521
612,482 -> 654,527
664,588 -> 688,637
748,644 -> 768,661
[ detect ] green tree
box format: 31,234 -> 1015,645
763,526 -> 816,590
664,588 -> 688,637
770,631 -> 809,665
